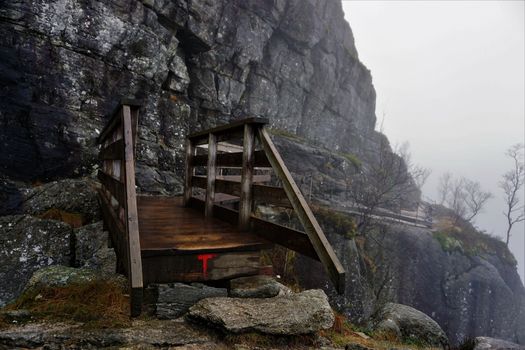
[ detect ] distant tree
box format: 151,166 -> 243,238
349,139 -> 429,234
499,143 -> 525,246
437,173 -> 492,225
437,172 -> 453,205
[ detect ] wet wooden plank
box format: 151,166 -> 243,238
193,150 -> 270,168
122,105 -> 143,317
138,196 -> 270,255
142,251 -> 261,285
188,117 -> 268,142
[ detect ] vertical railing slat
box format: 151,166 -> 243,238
183,139 -> 194,207
121,105 -> 143,316
239,124 -> 254,231
205,133 -> 217,218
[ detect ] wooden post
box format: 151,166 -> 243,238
205,133 -> 217,219
183,138 -> 195,206
239,124 -> 254,231
122,105 -> 144,316
257,127 -> 346,294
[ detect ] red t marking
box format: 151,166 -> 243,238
198,253 -> 217,278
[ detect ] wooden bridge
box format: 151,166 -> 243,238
97,101 -> 345,316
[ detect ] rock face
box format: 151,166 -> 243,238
188,289 -> 334,335
0,0 -> 377,191
474,337 -> 524,350
294,214 -> 525,346
74,221 -> 116,274
369,302 -> 449,348
0,215 -> 72,307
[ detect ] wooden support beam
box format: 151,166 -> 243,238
250,217 -> 319,261
188,117 -> 268,141
257,128 -> 346,294
122,105 -> 143,317
193,150 -> 271,168
205,133 -> 217,218
183,139 -> 194,206
239,124 -> 254,231
192,176 -> 290,208
99,139 -> 124,160
97,170 -> 126,206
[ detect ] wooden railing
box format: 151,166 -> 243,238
97,100 -> 143,316
185,119 -> 346,293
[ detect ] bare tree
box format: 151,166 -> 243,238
438,172 -> 453,205
349,139 -> 427,233
463,179 -> 493,222
499,143 -> 525,245
437,173 -> 492,225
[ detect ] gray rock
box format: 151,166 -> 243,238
187,289 -> 334,335
0,320 -> 212,349
22,178 -> 100,223
474,337 -> 524,350
0,215 -> 72,307
74,221 -> 116,274
229,275 -> 289,298
146,283 -> 227,319
23,265 -> 125,292
370,303 -> 449,348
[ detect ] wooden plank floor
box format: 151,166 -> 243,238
137,196 -> 270,256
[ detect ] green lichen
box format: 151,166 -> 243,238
314,206 -> 358,239
338,152 -> 362,170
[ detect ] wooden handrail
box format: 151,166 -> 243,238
183,118 -> 346,294
97,101 -> 143,316
257,128 -> 345,293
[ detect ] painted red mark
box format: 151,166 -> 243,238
198,253 -> 217,278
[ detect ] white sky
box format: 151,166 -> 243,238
342,1 -> 525,283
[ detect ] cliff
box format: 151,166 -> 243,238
0,0 -> 524,346
1,0 -> 377,193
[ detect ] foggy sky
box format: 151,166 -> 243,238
342,1 -> 525,283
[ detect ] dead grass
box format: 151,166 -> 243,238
2,280 -> 130,329
37,208 -> 85,228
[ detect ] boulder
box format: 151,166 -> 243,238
146,283 -> 227,319
474,337 -> 523,350
74,221 -> 116,274
229,275 -> 290,298
0,215 -> 72,307
23,265 -> 125,292
187,289 -> 334,335
370,302 -> 449,348
22,179 -> 100,224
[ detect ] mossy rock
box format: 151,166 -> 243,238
24,265 -> 126,293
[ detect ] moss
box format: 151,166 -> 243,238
433,231 -> 463,253
267,127 -> 305,142
433,229 -> 517,266
314,206 -> 358,239
338,151 -> 362,170
2,279 -> 130,329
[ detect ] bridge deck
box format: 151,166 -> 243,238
138,196 -> 270,256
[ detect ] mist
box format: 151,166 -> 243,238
342,1 -> 525,282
